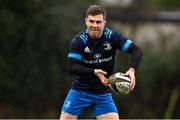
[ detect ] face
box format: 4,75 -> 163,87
85,14 -> 106,39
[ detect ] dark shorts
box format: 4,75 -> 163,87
61,89 -> 118,117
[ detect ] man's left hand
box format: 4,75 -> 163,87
125,67 -> 136,91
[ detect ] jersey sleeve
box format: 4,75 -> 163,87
67,35 -> 95,75
111,31 -> 133,53
68,36 -> 84,61
111,30 -> 143,70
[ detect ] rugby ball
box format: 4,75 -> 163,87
108,72 -> 131,95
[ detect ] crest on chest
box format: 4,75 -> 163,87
103,41 -> 112,51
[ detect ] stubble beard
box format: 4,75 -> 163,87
89,30 -> 102,39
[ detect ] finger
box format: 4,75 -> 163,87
131,84 -> 135,91
99,70 -> 107,75
102,78 -> 108,83
101,78 -> 109,86
102,82 -> 109,86
132,82 -> 135,90
125,71 -> 128,75
104,79 -> 109,84
130,79 -> 135,91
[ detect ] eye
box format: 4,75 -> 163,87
96,21 -> 102,24
89,20 -> 94,23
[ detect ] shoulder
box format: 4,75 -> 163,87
103,27 -> 123,39
103,27 -> 113,39
71,30 -> 88,45
69,30 -> 88,50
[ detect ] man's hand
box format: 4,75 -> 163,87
125,67 -> 136,91
94,69 -> 109,86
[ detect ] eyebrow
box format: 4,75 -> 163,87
89,19 -> 102,23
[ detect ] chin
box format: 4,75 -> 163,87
91,34 -> 100,39
92,36 -> 99,39
91,33 -> 100,38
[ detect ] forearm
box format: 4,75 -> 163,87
67,59 -> 94,75
127,43 -> 143,71
130,46 -> 143,70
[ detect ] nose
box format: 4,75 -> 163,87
92,22 -> 98,27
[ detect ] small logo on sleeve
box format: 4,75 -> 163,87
64,101 -> 71,108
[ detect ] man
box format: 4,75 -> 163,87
60,5 -> 143,119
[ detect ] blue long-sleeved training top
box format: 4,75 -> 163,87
67,27 -> 143,93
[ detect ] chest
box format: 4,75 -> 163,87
82,39 -> 115,60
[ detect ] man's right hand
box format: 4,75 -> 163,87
94,69 -> 109,86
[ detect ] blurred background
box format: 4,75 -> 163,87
0,0 -> 180,119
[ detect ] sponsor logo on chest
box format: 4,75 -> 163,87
94,53 -> 101,59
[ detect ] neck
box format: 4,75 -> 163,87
89,32 -> 103,40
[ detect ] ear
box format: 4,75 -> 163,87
104,20 -> 106,24
85,18 -> 88,26
85,18 -> 87,23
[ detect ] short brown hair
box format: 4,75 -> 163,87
86,5 -> 106,19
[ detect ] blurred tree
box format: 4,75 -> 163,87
151,0 -> 180,10
0,0 -> 96,118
